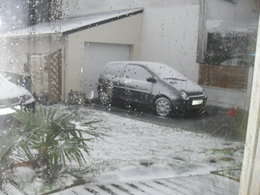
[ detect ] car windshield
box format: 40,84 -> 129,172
0,74 -> 8,87
148,63 -> 187,81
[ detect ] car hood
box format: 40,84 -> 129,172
0,75 -> 30,99
164,78 -> 203,93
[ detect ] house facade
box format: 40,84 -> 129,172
0,0 -> 258,108
61,0 -> 259,109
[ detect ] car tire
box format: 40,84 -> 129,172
154,97 -> 172,117
99,91 -> 111,105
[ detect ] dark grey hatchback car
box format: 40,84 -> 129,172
97,61 -> 207,117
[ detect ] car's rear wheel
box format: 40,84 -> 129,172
99,91 -> 111,105
154,97 -> 172,117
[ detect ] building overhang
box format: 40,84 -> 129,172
0,8 -> 143,38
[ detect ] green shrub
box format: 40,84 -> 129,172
0,107 -> 101,180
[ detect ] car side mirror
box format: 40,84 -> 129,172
146,77 -> 157,83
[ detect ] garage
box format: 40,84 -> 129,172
64,8 -> 143,101
83,42 -> 130,99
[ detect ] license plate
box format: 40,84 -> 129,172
192,99 -> 203,105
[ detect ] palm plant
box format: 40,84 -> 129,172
0,107 -> 101,180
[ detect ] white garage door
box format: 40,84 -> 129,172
83,42 -> 130,99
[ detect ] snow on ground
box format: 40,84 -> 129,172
0,104 -> 244,194
57,105 -> 244,183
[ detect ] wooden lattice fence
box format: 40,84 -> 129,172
46,50 -> 62,103
30,50 -> 62,104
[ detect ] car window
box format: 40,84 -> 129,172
123,65 -> 152,81
148,63 -> 187,80
103,63 -> 124,77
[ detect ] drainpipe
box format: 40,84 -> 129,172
197,0 -> 207,64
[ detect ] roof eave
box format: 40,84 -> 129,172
62,8 -> 143,36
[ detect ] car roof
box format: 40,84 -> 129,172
105,61 -> 187,81
0,74 -> 30,99
106,61 -> 165,67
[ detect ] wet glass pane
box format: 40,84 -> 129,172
0,0 -> 259,194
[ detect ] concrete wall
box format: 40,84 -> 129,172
64,14 -> 142,99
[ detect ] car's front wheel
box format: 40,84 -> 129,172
154,97 -> 172,117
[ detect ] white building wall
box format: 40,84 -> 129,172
140,5 -> 200,82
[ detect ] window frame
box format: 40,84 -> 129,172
239,14 -> 260,195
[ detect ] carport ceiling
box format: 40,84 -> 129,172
0,8 -> 143,38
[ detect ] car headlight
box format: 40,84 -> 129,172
180,91 -> 188,100
202,88 -> 206,96
21,94 -> 32,102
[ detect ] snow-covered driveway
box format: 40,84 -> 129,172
58,105 -> 244,183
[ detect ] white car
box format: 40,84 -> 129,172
0,74 -> 35,116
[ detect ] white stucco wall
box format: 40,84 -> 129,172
64,14 -> 142,98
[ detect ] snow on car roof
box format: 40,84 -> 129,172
0,74 -> 29,99
107,61 -> 187,80
0,8 -> 143,38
